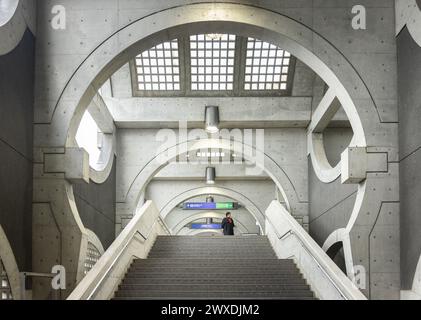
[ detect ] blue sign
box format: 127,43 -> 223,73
183,202 -> 238,210
184,202 -> 216,210
191,223 -> 222,230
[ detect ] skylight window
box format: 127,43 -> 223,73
135,39 -> 180,91
244,38 -> 291,91
190,34 -> 236,91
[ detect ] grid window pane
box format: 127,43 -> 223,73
135,39 -> 181,91
190,34 -> 236,91
244,37 -> 291,91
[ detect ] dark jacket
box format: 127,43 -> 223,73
221,217 -> 235,235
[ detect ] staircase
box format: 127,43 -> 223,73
113,235 -> 315,300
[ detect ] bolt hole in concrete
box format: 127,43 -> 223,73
0,0 -> 19,27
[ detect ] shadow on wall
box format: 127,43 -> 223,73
0,29 -> 35,272
326,242 -> 346,275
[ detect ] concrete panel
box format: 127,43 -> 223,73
398,25 -> 421,292
107,97 -> 312,128
73,158 -> 117,249
0,30 -> 34,272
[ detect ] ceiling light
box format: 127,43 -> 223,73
205,106 -> 220,133
206,167 -> 216,185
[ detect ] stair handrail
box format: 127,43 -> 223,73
68,201 -> 170,300
265,201 -> 366,300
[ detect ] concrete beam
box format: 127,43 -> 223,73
88,94 -> 114,134
105,96 -> 312,129
341,147 -> 388,184
341,147 -> 367,184
44,148 -> 90,183
309,88 -> 341,133
154,163 -> 270,181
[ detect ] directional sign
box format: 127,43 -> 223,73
191,223 -> 222,230
183,202 -> 238,210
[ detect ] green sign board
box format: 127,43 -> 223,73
215,202 -> 235,209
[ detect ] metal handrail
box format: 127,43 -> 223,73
266,216 -> 358,300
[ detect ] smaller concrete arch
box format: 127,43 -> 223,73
158,186 -> 266,230
124,138 -> 299,218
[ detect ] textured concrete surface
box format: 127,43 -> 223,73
0,29 -> 35,271
73,158 -> 117,249
22,0 -> 402,299
397,26 -> 421,291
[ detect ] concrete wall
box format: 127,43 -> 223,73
0,29 -> 35,271
73,158 -> 117,250
397,26 -> 421,291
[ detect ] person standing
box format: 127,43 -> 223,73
221,212 -> 235,236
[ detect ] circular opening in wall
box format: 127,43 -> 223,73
0,0 -> 19,27
326,241 -> 347,274
76,111 -> 102,169
322,127 -> 354,167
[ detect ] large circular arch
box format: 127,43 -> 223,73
39,2 -> 375,238
38,2 -> 375,236
35,3 -> 380,282
41,2 -> 373,150
159,186 -> 266,230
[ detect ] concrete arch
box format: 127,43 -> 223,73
0,0 -> 36,55
159,186 -> 265,230
125,138 -> 296,217
37,2 -> 376,245
38,2 -> 372,150
38,3 -> 375,248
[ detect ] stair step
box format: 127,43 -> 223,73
115,290 -> 314,298
121,278 -> 308,285
113,296 -> 317,300
113,235 -> 315,300
124,274 -> 305,279
119,284 -> 311,291
132,258 -> 294,263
